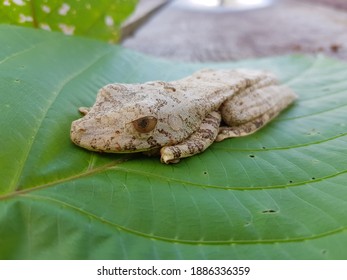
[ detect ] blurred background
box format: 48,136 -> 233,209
121,0 -> 347,62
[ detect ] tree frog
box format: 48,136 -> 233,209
70,69 -> 297,163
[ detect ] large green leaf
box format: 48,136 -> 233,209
0,0 -> 137,42
1,24 -> 347,259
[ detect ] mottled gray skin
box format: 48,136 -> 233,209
71,69 -> 297,163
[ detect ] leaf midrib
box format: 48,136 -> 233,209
1,155 -> 347,201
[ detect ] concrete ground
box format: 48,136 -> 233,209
121,0 -> 347,62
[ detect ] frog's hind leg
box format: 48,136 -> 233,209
216,84 -> 297,142
160,111 -> 221,164
216,111 -> 275,141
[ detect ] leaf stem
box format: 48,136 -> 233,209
30,0 -> 39,28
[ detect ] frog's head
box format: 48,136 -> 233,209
71,112 -> 161,153
70,83 -> 195,153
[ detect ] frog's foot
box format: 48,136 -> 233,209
160,111 -> 221,164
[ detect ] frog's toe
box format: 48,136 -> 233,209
78,107 -> 91,115
160,147 -> 181,164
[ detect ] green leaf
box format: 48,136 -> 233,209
1,24 -> 347,259
0,0 -> 137,42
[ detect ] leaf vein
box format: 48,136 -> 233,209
8,47 -> 117,192
18,193 -> 347,246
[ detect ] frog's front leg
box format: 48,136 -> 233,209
216,84 -> 297,141
160,111 -> 221,164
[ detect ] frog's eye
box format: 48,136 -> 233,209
132,116 -> 157,133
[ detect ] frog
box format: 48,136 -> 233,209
70,69 -> 297,163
